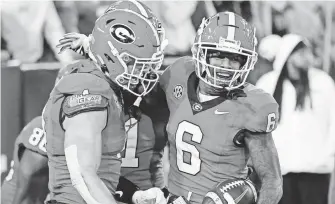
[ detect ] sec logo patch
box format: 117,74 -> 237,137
173,85 -> 183,99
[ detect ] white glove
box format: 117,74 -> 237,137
132,187 -> 167,204
56,32 -> 91,56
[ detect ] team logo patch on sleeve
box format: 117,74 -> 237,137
63,90 -> 108,117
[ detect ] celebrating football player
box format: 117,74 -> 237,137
43,1 -> 167,204
57,9 -> 282,204
158,12 -> 283,204
56,2 -> 170,204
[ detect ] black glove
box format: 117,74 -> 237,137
115,176 -> 140,204
168,194 -> 190,204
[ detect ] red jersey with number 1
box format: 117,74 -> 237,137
121,115 -> 164,189
160,57 -> 279,204
1,116 -> 48,204
120,90 -> 169,190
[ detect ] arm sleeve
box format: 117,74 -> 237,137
56,72 -> 114,118
62,94 -> 109,118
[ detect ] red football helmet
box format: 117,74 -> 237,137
192,12 -> 258,90
90,0 -> 167,97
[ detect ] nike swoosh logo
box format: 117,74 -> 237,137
234,189 -> 249,204
115,191 -> 123,197
215,110 -> 229,115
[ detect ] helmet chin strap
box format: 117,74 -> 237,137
95,54 -> 111,77
133,96 -> 142,107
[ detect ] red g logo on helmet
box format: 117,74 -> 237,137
89,0 -> 167,97
110,24 -> 136,44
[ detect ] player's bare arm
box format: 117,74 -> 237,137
64,110 -> 117,204
13,149 -> 48,204
244,131 -> 283,204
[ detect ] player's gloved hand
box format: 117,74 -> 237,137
167,195 -> 190,204
132,187 -> 167,204
56,32 -> 90,56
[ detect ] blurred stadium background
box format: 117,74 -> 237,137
1,0 -> 335,184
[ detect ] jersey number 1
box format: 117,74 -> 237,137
121,118 -> 139,168
176,121 -> 203,175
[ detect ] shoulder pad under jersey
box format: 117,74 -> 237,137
241,84 -> 279,133
18,116 -> 47,156
55,61 -> 115,118
159,56 -> 194,92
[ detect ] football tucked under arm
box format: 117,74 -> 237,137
202,179 -> 257,204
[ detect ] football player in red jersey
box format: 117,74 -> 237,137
43,1 -> 167,204
55,1 -> 170,204
1,116 -> 48,204
158,12 -> 283,204
57,11 -> 283,204
114,88 -> 169,204
1,64 -> 76,204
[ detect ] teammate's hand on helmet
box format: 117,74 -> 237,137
132,187 -> 167,204
56,32 -> 90,56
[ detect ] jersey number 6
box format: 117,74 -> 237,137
176,121 -> 203,175
266,113 -> 276,132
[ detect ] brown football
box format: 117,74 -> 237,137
202,179 -> 257,204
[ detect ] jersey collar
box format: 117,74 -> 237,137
187,72 -> 227,115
